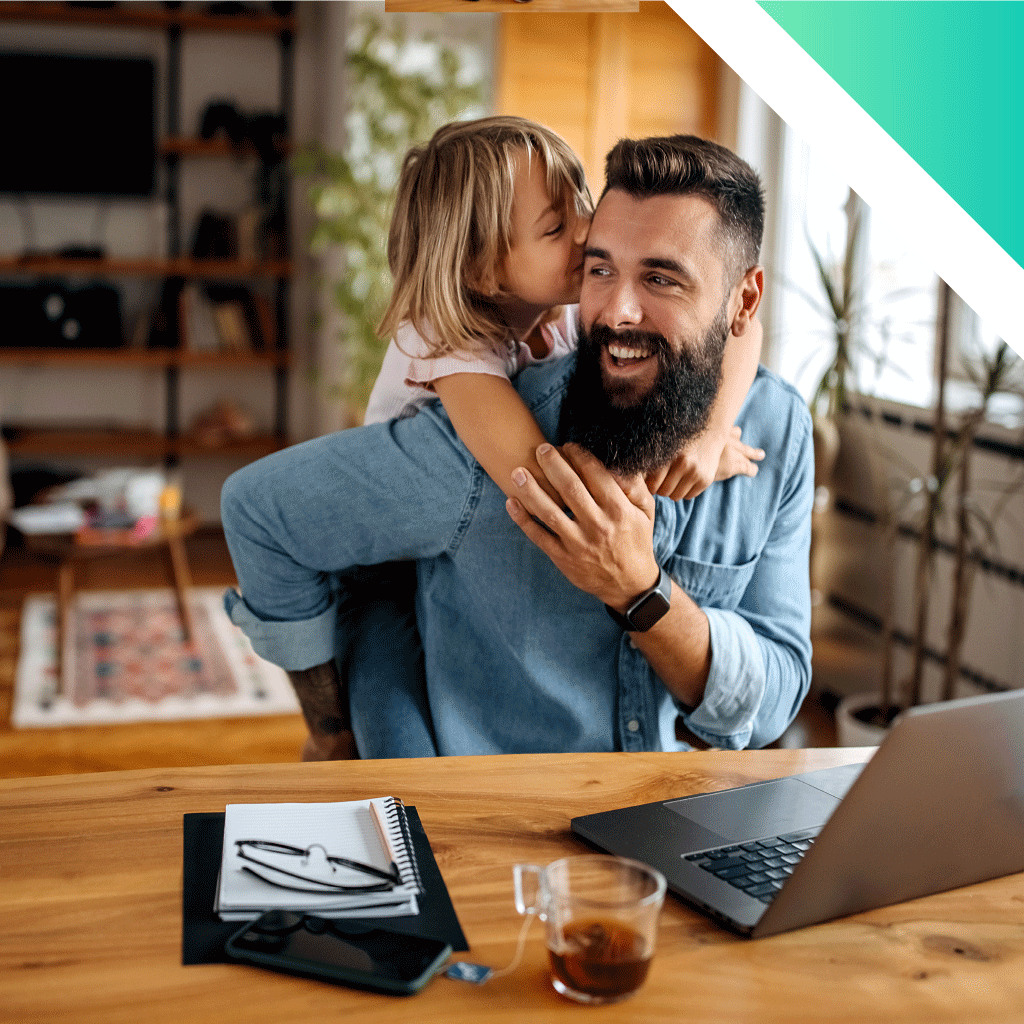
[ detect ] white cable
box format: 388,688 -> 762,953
487,911 -> 536,979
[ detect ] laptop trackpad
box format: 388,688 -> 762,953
663,778 -> 840,843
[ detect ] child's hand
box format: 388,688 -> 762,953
645,426 -> 765,501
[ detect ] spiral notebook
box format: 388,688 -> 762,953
215,796 -> 423,921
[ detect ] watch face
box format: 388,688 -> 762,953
628,590 -> 671,632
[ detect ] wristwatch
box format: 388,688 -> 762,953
605,566 -> 672,632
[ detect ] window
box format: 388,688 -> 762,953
771,127 -> 940,413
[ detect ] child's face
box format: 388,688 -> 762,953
495,148 -> 589,310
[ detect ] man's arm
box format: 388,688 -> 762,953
506,433 -> 813,747
288,660 -> 358,761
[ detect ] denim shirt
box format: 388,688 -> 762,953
222,358 -> 814,755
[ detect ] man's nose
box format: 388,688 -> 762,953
597,278 -> 643,329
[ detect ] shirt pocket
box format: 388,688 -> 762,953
664,552 -> 758,610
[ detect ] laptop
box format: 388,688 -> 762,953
571,689 -> 1024,938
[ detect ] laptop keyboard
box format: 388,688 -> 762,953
684,827 -> 821,903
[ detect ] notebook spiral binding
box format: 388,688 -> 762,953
386,797 -> 425,892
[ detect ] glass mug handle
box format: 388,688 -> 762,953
513,863 -> 544,917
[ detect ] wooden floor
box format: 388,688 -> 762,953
0,529 -> 838,780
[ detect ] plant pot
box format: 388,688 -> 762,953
835,692 -> 890,747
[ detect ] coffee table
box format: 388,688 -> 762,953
23,509 -> 200,692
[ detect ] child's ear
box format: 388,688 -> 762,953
728,266 -> 764,336
466,259 -> 502,298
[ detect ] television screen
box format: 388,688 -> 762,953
0,51 -> 156,197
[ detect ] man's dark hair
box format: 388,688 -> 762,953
602,135 -> 765,283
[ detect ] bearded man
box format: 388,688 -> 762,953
222,134 -> 814,759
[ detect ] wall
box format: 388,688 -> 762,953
495,2 -> 721,196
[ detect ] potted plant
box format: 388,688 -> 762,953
787,190 -> 908,599
836,282 -> 1024,744
790,194 -> 863,497
294,14 -> 484,421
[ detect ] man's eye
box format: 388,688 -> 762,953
647,274 -> 675,287
586,265 -> 611,277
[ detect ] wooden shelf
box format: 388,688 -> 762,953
174,349 -> 290,368
0,3 -> 296,34
3,426 -> 287,460
175,434 -> 287,458
2,4 -> 296,478
0,348 -> 171,368
0,347 -> 289,368
0,255 -> 292,280
160,136 -> 292,159
3,426 -> 169,459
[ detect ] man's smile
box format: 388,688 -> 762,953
597,337 -> 661,405
607,340 -> 652,364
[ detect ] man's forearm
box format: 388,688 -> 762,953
288,660 -> 350,736
624,581 -> 711,710
287,661 -> 357,761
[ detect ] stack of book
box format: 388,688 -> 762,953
181,283 -> 275,354
215,796 -> 423,922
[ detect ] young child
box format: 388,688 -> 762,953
367,115 -> 764,503
307,116 -> 763,761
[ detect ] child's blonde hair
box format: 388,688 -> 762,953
378,116 -> 592,357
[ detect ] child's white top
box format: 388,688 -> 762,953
364,305 -> 578,425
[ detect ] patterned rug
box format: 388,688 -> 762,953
12,587 -> 299,728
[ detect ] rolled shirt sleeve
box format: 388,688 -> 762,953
657,370 -> 815,751
682,607 -> 768,749
223,587 -> 338,670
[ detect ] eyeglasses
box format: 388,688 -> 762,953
235,840 -> 401,894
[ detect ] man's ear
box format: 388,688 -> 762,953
728,266 -> 764,337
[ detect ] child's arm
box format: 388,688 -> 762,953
433,372 -> 564,503
645,318 -> 765,501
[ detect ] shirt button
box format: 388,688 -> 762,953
627,719 -> 640,733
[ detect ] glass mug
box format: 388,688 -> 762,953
513,854 -> 667,1005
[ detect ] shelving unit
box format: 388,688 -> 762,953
0,2 -> 296,470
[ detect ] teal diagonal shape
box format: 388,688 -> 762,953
758,2 -> 1024,272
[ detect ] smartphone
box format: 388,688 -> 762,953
225,910 -> 452,996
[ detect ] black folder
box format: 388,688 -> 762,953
182,806 -> 468,965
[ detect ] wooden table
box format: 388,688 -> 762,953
2,749 -> 1023,1024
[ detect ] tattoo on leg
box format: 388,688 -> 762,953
286,661 -> 349,736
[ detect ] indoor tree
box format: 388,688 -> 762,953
294,14 -> 485,416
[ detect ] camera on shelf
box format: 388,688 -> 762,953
0,282 -> 123,350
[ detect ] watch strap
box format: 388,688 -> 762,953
605,565 -> 672,632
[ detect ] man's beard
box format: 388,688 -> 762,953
559,304 -> 729,477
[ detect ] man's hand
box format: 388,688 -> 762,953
646,426 -> 764,502
507,441 -> 713,710
505,442 -> 660,613
302,731 -> 358,761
